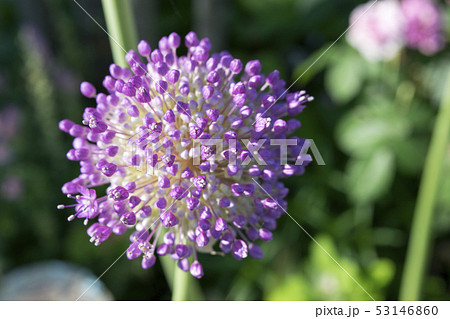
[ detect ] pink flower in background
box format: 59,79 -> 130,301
0,105 -> 21,140
0,105 -> 21,166
347,0 -> 405,62
0,105 -> 23,200
0,143 -> 12,166
1,175 -> 24,201
401,0 -> 445,55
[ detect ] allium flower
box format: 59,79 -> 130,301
347,0 -> 405,62
58,32 -> 312,278
401,0 -> 445,55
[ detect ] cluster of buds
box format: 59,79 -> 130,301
58,31 -> 312,278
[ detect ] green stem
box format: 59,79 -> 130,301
157,231 -> 204,300
160,252 -> 204,300
399,67 -> 450,300
172,266 -> 191,301
101,0 -> 138,67
159,254 -> 175,288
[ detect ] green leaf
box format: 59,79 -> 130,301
292,42 -> 334,85
369,258 -> 395,287
346,148 -> 396,204
423,59 -> 450,106
336,104 -> 409,157
325,46 -> 366,104
266,274 -> 308,301
394,138 -> 427,175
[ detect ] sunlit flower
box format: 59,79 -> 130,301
347,0 -> 405,61
58,32 -> 312,278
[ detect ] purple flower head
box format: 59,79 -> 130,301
58,32 -> 312,278
401,0 -> 444,55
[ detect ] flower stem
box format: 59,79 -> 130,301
160,255 -> 189,300
172,266 -> 190,301
101,0 -> 138,67
399,68 -> 450,300
160,254 -> 204,300
159,254 -> 175,288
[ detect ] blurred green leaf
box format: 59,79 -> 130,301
373,228 -> 406,247
293,42 -> 333,85
394,138 -> 427,175
325,45 -> 366,104
265,234 -> 395,300
423,59 -> 450,106
404,101 -> 434,130
266,274 -> 308,301
346,148 -> 395,204
336,103 -> 409,157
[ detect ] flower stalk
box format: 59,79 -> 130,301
101,0 -> 138,67
172,265 -> 191,301
400,67 -> 450,300
159,245 -> 203,300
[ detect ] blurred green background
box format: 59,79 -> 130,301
0,0 -> 449,300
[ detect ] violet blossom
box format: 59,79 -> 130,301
58,32 -> 312,278
347,0 -> 445,61
401,0 -> 445,55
